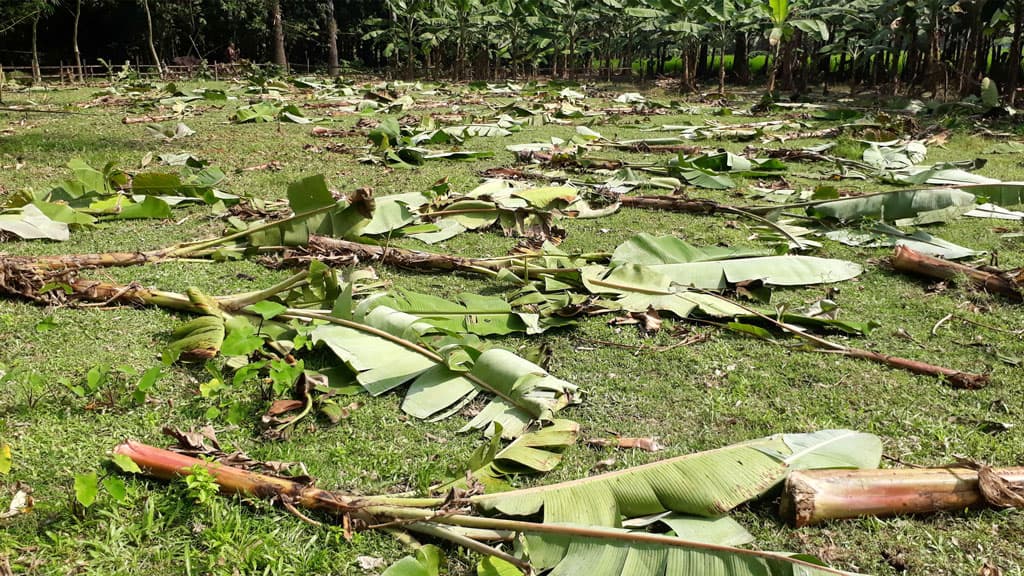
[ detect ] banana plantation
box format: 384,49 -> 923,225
3,0 -> 1024,98
1,1 -> 1024,576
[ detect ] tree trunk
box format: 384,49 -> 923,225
697,41 -> 709,78
959,0 -> 987,97
890,245 -> 1023,302
456,14 -> 467,80
140,0 -> 162,77
31,15 -> 41,84
781,30 -> 801,90
271,0 -> 287,69
924,5 -> 941,93
1008,0 -> 1023,105
325,1 -> 339,76
680,43 -> 691,93
733,32 -> 749,84
73,0 -> 83,82
904,19 -> 919,86
767,46 -> 781,94
718,41 -> 726,96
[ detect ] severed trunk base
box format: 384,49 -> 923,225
890,245 -> 1023,302
782,466 -> 1024,527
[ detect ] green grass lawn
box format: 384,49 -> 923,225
2,79 -> 1024,575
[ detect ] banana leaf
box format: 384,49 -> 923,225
515,525 -> 860,576
471,429 -> 880,521
611,234 -> 773,266
586,256 -> 863,292
0,204 -> 69,241
621,514 -> 753,547
311,307 -> 578,438
362,192 -> 429,235
806,188 -> 977,225
442,420 -> 580,492
244,176 -> 372,246
824,223 -> 981,260
964,182 -> 1024,207
357,291 -> 544,336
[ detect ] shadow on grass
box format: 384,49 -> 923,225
0,126 -> 149,158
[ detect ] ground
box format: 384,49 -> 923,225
1,78 -> 1024,576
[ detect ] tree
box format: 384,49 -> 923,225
0,0 -> 59,84
271,0 -> 287,68
1007,0 -> 1024,103
325,0 -> 339,75
141,0 -> 162,76
72,0 -> 83,81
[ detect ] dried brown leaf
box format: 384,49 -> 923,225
979,561 -> 1002,576
978,465 -> 1024,508
617,437 -> 665,452
0,485 -> 33,519
264,399 -> 305,418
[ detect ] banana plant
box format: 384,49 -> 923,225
115,429 -> 883,575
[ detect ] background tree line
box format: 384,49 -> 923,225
2,0 -> 1024,102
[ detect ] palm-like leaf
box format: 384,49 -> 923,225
310,306 -> 578,438
357,290 -> 544,335
515,525 -> 861,576
471,430 -> 881,521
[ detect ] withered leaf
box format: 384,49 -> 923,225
978,465 -> 1024,509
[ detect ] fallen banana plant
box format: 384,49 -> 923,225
114,429 -> 880,575
890,245 -> 1023,302
782,464 -> 1024,526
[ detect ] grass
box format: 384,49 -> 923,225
2,79 -> 1024,575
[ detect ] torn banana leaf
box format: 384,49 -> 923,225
356,290 -> 545,335
516,525 -> 860,576
441,420 -> 580,492
807,187 -> 977,225
964,203 -> 1024,220
888,165 -> 998,186
862,140 -> 927,170
361,192 -> 429,235
471,429 -> 881,521
588,255 -> 862,292
241,175 -> 372,246
621,513 -> 753,547
130,167 -> 239,206
311,307 -> 578,438
611,234 -> 773,265
964,181 -> 1024,208
824,223 -> 981,260
608,290 -> 876,336
0,204 -> 70,241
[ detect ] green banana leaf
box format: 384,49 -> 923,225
824,223 -> 981,260
442,420 -> 580,492
611,234 -> 772,266
963,182 -> 1024,208
381,545 -> 443,576
470,429 -> 881,521
586,256 -> 863,292
311,307 -> 578,438
807,188 -> 976,225
357,290 -> 544,335
621,514 -> 753,547
517,525 -> 860,576
0,204 -> 69,241
244,175 -> 371,246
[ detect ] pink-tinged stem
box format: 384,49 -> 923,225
782,466 -> 1024,526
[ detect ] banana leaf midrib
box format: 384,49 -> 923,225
468,438 -> 783,506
